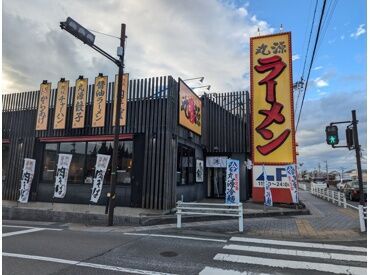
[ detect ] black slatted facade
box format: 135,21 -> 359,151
2,75 -> 249,210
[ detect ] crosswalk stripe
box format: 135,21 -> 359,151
223,244 -> 367,262
199,266 -> 271,275
214,253 -> 366,275
2,228 -> 45,237
230,237 -> 366,252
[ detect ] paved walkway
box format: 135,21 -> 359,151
122,191 -> 366,241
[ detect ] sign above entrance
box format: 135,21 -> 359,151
206,156 -> 227,168
178,78 -> 202,136
250,32 -> 296,165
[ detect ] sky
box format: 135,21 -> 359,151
2,0 -> 367,172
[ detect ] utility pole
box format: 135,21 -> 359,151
325,160 -> 328,182
108,24 -> 126,226
340,167 -> 345,183
352,110 -> 365,206
318,163 -> 321,175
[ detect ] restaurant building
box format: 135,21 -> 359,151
2,75 -> 250,210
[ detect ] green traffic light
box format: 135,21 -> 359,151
328,135 -> 337,144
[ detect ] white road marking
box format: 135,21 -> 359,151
199,266 -> 271,275
3,225 -> 62,231
230,237 -> 367,252
123,232 -> 227,243
214,253 -> 366,275
223,244 -> 367,262
3,228 -> 46,237
3,252 -> 177,275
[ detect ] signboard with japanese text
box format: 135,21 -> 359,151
54,154 -> 72,199
178,78 -> 202,136
206,156 -> 227,168
92,75 -> 108,127
225,159 -> 240,204
250,32 -> 296,165
18,158 -> 36,203
72,78 -> 88,128
253,165 -> 291,189
54,80 -> 69,129
112,74 -> 129,126
90,154 -> 111,203
36,82 -> 51,130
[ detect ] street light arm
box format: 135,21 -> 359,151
90,44 -> 122,67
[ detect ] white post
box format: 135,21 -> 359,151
359,205 -> 366,232
343,193 -> 347,208
238,203 -> 243,232
176,201 -> 182,229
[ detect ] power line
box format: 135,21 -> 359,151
295,0 -> 327,131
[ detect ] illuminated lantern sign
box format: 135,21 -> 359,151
112,73 -> 129,126
72,78 -> 88,129
35,82 -> 51,131
92,75 -> 108,128
54,80 -> 69,130
250,32 -> 297,203
250,32 -> 296,165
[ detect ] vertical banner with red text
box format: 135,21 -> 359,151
54,80 -> 69,129
92,75 -> 108,128
72,78 -> 88,128
112,73 -> 129,126
250,32 -> 296,203
36,82 -> 51,130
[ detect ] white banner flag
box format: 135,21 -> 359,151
287,164 -> 299,203
18,158 -> 36,203
263,165 -> 273,207
225,159 -> 240,204
90,154 -> 111,203
54,154 -> 72,198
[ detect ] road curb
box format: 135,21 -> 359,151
2,206 -> 310,226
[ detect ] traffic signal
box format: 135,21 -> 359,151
325,125 -> 339,145
60,17 -> 95,46
346,127 -> 354,149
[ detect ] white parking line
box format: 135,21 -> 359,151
3,252 -> 177,275
214,253 -> 366,275
199,266 -> 271,275
223,244 -> 367,262
230,237 -> 367,252
123,232 -> 227,243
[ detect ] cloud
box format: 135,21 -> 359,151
340,35 -> 345,40
296,89 -> 367,170
2,0 -> 274,93
292,54 -> 300,61
314,77 -> 329,87
313,66 -> 323,71
350,24 -> 366,38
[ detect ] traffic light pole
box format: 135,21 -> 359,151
108,24 -> 126,226
352,110 -> 365,206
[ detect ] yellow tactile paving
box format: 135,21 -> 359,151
338,208 -> 359,219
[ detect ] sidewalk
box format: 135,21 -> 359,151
2,197 -> 309,226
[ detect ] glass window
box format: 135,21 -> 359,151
42,143 -> 58,182
117,141 -> 133,185
60,142 -> 86,184
2,143 -> 10,183
177,144 -> 195,185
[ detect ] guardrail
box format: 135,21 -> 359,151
358,205 -> 367,232
311,187 -> 347,208
176,201 -> 244,232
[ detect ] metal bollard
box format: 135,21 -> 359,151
176,202 -> 182,229
238,203 -> 243,232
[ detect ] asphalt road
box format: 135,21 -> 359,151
2,220 -> 367,275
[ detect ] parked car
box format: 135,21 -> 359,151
343,181 -> 367,201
